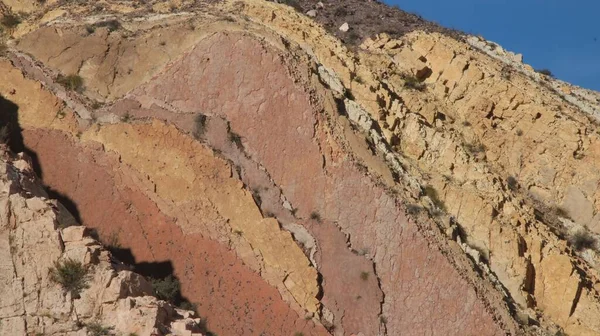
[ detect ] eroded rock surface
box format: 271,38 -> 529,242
0,148 -> 204,336
3,0 -> 600,335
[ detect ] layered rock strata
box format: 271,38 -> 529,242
0,148 -> 205,336
2,0 -> 600,335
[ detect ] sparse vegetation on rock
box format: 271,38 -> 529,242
463,141 -> 486,156
193,114 -> 207,139
56,74 -> 84,92
536,68 -> 554,78
569,230 -> 597,252
406,203 -> 422,215
309,211 -> 322,223
95,19 -> 121,32
86,321 -> 114,336
228,130 -> 243,148
403,75 -> 426,91
9,1 -> 600,335
506,176 -> 518,191
121,112 -> 132,122
49,259 -> 88,297
554,206 -> 571,220
423,185 -> 446,212
1,14 -> 21,29
150,275 -> 181,303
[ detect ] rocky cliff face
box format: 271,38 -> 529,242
0,147 -> 205,335
2,0 -> 600,335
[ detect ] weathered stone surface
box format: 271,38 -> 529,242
20,127 -> 327,336
0,149 -> 205,336
133,29 -> 510,336
5,0 -> 600,334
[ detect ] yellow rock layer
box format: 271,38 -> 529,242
0,59 -> 320,314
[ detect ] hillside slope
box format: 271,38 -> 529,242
2,0 -> 600,335
0,146 -> 206,335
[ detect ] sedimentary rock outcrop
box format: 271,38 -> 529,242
0,148 -> 204,335
2,0 -> 600,335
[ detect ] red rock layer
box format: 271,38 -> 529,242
21,129 -> 327,336
131,32 -> 505,335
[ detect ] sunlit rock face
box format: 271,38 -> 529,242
2,0 -> 600,335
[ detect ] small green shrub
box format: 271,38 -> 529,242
86,321 -> 114,336
251,188 -> 262,205
120,112 -> 131,123
464,141 -> 486,156
506,176 -> 518,191
228,131 -> 243,148
85,25 -> 95,34
91,101 -> 103,110
406,204 -> 421,215
360,271 -> 369,281
177,300 -> 197,313
500,65 -> 512,80
151,275 -> 180,303
569,230 -> 597,251
309,211 -> 322,223
193,114 -> 207,139
403,75 -> 426,91
95,19 -> 121,32
554,206 -> 570,220
535,68 -> 554,78
56,74 -> 84,92
423,185 -> 446,212
49,259 -> 88,297
1,14 -> 21,28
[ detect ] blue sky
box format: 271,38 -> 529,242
385,0 -> 600,91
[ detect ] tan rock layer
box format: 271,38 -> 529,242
0,57 -> 326,335
3,3 -> 519,335
0,148 -> 204,336
215,0 -> 600,333
7,0 -> 600,334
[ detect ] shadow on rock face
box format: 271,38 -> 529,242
86,227 -> 200,314
0,94 -> 25,153
1,95 -> 211,331
0,94 -> 84,225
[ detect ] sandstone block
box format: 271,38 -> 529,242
61,226 -> 86,242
